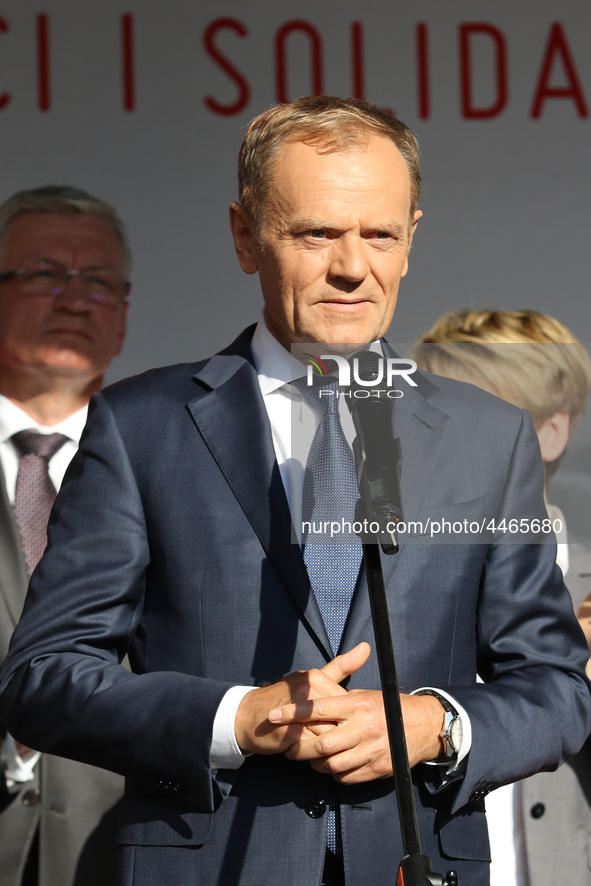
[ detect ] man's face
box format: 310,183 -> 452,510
231,135 -> 421,349
0,213 -> 128,383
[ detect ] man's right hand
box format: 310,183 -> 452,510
234,642 -> 370,755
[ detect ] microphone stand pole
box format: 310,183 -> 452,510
339,348 -> 458,884
358,521 -> 457,886
356,499 -> 458,886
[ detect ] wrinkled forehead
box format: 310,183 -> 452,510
0,213 -> 127,271
264,136 -> 413,223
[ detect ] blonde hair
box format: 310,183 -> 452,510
238,95 -> 421,242
412,308 -> 591,434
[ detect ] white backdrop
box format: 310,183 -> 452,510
1,0 -> 589,531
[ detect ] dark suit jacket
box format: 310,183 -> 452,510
1,327 -> 589,886
0,465 -> 124,886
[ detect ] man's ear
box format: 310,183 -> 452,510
229,202 -> 259,275
536,411 -> 570,463
401,209 -> 422,278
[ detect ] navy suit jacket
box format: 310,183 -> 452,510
1,326 -> 589,886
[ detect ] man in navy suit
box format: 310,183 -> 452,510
1,97 -> 589,886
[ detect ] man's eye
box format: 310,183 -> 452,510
87,275 -> 115,293
25,268 -> 59,283
374,231 -> 391,240
309,229 -> 326,239
28,269 -> 53,279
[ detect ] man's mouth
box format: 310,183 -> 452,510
45,327 -> 92,340
319,298 -> 370,311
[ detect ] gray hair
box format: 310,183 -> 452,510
0,185 -> 131,272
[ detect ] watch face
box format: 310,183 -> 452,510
449,715 -> 463,753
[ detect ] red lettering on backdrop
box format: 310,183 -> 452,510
351,22 -> 364,100
0,18 -> 10,111
416,23 -> 430,119
203,18 -> 250,116
121,14 -> 135,111
36,14 -> 50,111
460,23 -> 507,118
530,22 -> 588,118
275,21 -> 323,103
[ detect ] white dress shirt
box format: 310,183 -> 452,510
0,394 -> 87,503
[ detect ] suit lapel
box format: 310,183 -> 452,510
0,462 -> 28,629
185,331 -> 450,659
394,380 -> 451,518
186,330 -> 332,657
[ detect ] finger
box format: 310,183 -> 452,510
307,721 -> 336,736
310,759 -> 387,784
321,642 -> 371,685
307,743 -> 393,782
285,723 -> 358,762
289,667 -> 349,702
269,693 -> 353,725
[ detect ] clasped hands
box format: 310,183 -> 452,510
235,642 -> 445,784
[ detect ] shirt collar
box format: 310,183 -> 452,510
0,393 -> 88,444
250,312 -> 384,393
250,314 -> 297,395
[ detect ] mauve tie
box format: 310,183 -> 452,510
12,430 -> 69,573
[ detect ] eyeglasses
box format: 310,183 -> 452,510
0,263 -> 130,308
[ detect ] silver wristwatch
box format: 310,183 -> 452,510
440,708 -> 463,759
417,689 -> 463,761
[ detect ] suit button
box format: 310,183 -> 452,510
155,779 -> 181,794
22,789 -> 41,806
468,789 -> 487,808
305,799 -> 327,819
530,803 -> 545,819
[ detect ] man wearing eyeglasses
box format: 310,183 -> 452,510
0,185 -> 129,886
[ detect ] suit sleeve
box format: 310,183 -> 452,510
0,392 -> 233,812
441,411 -> 591,812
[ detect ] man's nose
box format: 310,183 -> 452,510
328,236 -> 369,283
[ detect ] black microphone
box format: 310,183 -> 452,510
346,350 -> 403,555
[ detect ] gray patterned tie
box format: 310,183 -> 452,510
293,377 -> 363,859
293,377 -> 362,653
12,430 -> 69,573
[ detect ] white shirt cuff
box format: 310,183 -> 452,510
210,685 -> 256,770
1,733 -> 40,787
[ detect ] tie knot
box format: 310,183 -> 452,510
12,430 -> 69,462
292,376 -> 340,415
